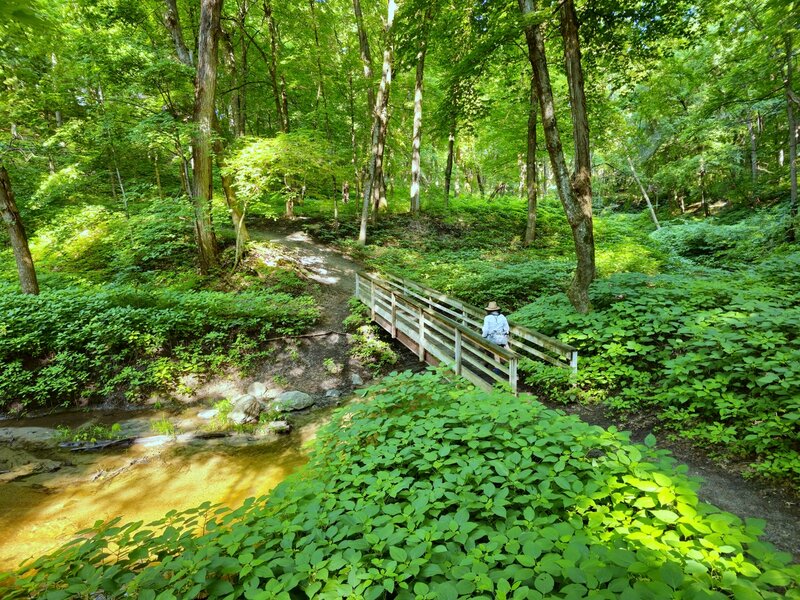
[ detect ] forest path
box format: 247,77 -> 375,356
251,224 -> 357,332
247,223 -> 420,396
250,223 -> 799,559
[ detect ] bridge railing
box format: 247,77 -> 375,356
356,271 -> 519,393
373,272 -> 578,373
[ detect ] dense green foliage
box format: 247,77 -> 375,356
513,263 -> 800,484
0,283 -> 317,410
7,372 -> 799,598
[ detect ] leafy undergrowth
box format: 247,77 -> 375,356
6,371 -> 799,598
512,258 -> 800,487
0,283 -> 318,412
300,195 -> 664,313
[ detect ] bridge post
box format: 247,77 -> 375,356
509,358 -> 518,395
355,273 -> 360,299
390,292 -> 397,338
418,311 -> 425,361
370,279 -> 376,321
454,329 -> 462,374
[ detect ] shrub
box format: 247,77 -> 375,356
7,371 -> 800,598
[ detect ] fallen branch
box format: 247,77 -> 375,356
263,330 -> 346,342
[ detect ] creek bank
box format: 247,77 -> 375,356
0,380 -> 354,485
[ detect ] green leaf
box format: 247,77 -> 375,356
534,573 -> 554,594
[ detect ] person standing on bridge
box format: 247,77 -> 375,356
482,301 -> 510,349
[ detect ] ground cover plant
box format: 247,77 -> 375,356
0,283 -> 318,411
5,370 -> 799,598
512,259 -> 800,486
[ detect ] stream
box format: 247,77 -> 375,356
0,404 -> 336,574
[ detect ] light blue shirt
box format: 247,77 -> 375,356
482,312 -> 509,346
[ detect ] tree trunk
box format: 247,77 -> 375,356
358,0 -> 395,245
627,157 -> 660,229
309,0 -> 331,138
221,28 -> 241,136
153,153 -> 163,198
444,123 -> 455,207
353,0 -> 375,115
348,72 -> 362,197
523,75 -> 538,247
699,158 -> 709,217
212,128 -> 250,247
264,0 -> 288,133
747,113 -> 758,187
410,7 -> 432,215
191,0 -> 223,274
0,166 -> 39,294
787,34 -> 798,241
520,0 -> 595,313
163,0 -> 193,67
559,0 -> 595,312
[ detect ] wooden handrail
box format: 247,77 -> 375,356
378,271 -> 576,355
368,274 -> 518,360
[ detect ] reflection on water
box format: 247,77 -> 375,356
0,409 -> 332,573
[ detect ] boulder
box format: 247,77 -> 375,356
247,381 -> 268,398
229,394 -> 262,424
267,420 -> 292,434
247,382 -> 281,402
324,389 -> 342,398
197,409 -> 219,420
272,391 -> 315,412
350,373 -> 364,386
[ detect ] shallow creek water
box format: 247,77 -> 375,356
0,405 -> 335,573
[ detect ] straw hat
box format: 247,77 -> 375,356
485,301 -> 501,312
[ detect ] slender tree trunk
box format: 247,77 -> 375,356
520,0 -> 595,313
153,153 -> 163,199
787,34 -> 798,241
348,72 -> 361,197
627,157 -> 660,229
444,123 -> 455,207
747,113 -> 758,187
109,167 -> 117,200
309,0 -> 331,138
0,166 -> 39,294
410,7 -> 432,215
353,0 -> 376,115
212,126 -> 250,247
559,0 -> 595,312
523,75 -> 538,246
476,169 -> 485,197
163,0 -> 193,67
238,8 -> 249,135
221,28 -> 241,136
358,0 -> 395,244
191,0 -> 223,274
264,0 -> 288,133
541,159 -> 549,197
281,74 -> 290,133
699,158 -> 709,217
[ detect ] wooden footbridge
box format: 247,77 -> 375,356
355,272 -> 578,394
